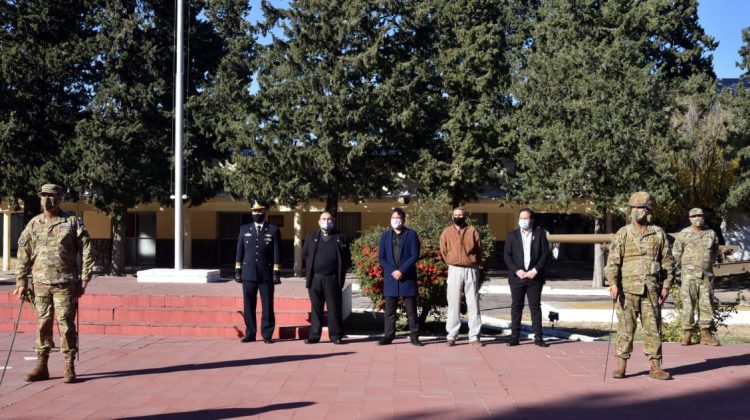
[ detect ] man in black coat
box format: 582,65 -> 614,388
503,208 -> 550,347
302,211 -> 351,344
235,200 -> 282,343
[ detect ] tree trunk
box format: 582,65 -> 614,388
592,217 -> 605,287
325,192 -> 339,218
110,203 -> 126,276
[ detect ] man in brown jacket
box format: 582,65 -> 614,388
439,207 -> 484,347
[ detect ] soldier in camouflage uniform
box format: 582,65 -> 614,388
13,184 -> 93,384
605,192 -> 674,380
673,208 -> 720,346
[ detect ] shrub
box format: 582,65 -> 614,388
351,195 -> 496,327
662,281 -> 746,343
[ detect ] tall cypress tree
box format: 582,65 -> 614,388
222,0 -> 436,212
0,1 -> 98,218
72,1 -> 233,274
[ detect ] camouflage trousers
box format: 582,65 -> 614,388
680,276 -> 714,330
615,289 -> 662,361
31,282 -> 78,357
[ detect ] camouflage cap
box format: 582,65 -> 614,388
39,184 -> 63,195
689,207 -> 704,217
249,199 -> 266,211
628,191 -> 653,209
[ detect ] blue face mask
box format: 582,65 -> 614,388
518,220 -> 530,230
319,220 -> 333,231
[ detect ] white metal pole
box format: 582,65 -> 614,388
2,212 -> 10,271
174,0 -> 184,270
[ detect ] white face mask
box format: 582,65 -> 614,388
518,219 -> 530,230
391,218 -> 403,229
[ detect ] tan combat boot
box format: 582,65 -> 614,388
612,357 -> 627,379
649,359 -> 671,380
24,354 -> 50,382
700,329 -> 720,346
63,355 -> 76,384
681,330 -> 693,346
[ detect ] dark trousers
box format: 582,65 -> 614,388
510,280 -> 544,340
242,281 -> 275,340
383,296 -> 419,339
308,273 -> 343,340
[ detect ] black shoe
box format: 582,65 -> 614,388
534,340 -> 549,348
304,338 -> 320,344
263,338 -> 274,344
507,338 -> 519,347
331,338 -> 344,345
378,338 -> 393,345
410,337 -> 424,347
240,337 -> 256,343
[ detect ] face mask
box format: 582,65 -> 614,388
691,218 -> 704,228
41,196 -> 59,211
518,220 -> 530,230
631,209 -> 647,223
391,219 -> 403,229
319,220 -> 333,231
453,217 -> 466,227
252,213 -> 265,223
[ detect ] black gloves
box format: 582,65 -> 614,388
234,269 -> 242,283
273,271 -> 281,285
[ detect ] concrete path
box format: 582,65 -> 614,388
0,334 -> 747,419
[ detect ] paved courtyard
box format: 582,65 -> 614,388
0,333 -> 747,419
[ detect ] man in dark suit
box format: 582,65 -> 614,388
503,208 -> 550,347
377,208 -> 423,346
235,200 -> 282,343
302,211 -> 351,344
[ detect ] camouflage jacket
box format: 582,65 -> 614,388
15,211 -> 93,287
604,223 -> 674,295
672,227 -> 718,279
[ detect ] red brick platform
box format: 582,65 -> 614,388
0,277 -> 320,340
0,334 -> 747,419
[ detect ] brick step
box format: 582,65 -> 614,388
0,292 -> 312,311
0,319 -> 323,340
0,304 -> 312,325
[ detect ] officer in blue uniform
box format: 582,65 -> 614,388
235,200 -> 282,343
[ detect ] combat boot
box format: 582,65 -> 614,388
648,359 -> 671,380
612,357 -> 627,379
24,354 -> 49,382
63,355 -> 76,384
700,329 -> 720,346
681,330 -> 693,346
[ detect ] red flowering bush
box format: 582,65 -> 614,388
351,196 -> 494,326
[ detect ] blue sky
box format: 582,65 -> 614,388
246,1 -> 748,79
698,0 -> 749,78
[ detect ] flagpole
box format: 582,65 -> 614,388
174,0 -> 184,270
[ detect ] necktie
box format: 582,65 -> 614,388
256,225 -> 261,236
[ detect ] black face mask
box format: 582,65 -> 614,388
252,214 -> 265,223
453,217 -> 466,227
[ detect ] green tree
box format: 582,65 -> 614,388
510,0 -> 716,286
0,1 -> 98,218
724,27 -> 750,211
221,0 -> 435,212
410,0 -> 517,207
72,1 -> 240,274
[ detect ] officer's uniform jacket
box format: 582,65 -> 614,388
604,223 -> 675,295
235,222 -> 281,282
15,211 -> 93,287
672,227 -> 718,280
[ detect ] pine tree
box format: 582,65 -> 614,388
0,1 -> 99,218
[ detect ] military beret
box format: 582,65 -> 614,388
39,184 -> 63,195
689,208 -> 704,217
249,200 -> 266,211
628,191 -> 653,209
